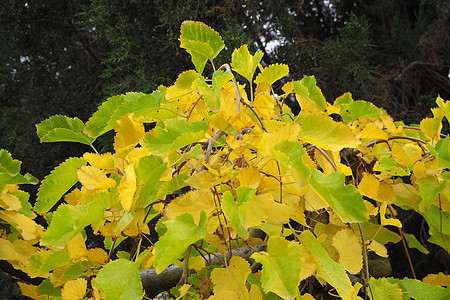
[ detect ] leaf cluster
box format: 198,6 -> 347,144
1,21 -> 450,300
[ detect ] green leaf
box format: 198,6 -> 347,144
135,156 -> 167,208
212,69 -> 234,94
387,277 -> 450,300
84,92 -> 161,138
309,170 -> 368,223
435,137 -> 450,169
40,202 -> 104,248
36,115 -> 95,145
222,186 -> 256,239
153,211 -> 207,273
83,190 -> 120,210
347,100 -> 383,120
251,236 -> 302,299
294,76 -> 326,110
194,76 -> 219,111
0,149 -> 38,184
417,177 -> 446,212
369,277 -> 404,300
28,249 -> 71,277
12,190 -> 35,218
34,157 -> 87,214
420,204 -> 450,236
351,221 -> 401,244
179,21 -> 225,74
156,174 -> 189,199
142,119 -> 208,155
299,230 -> 355,300
373,157 -> 410,176
255,63 -> 289,86
272,141 -> 310,183
37,279 -> 61,297
403,232 -> 429,254
93,259 -> 144,300
334,92 -> 354,106
231,45 -> 264,83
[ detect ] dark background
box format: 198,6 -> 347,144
1,0 -> 449,297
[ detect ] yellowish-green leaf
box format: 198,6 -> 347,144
77,166 -> 116,190
403,232 -> 429,254
369,277 -> 403,300
298,114 -> 361,151
231,45 -> 264,83
417,176 -> 447,212
254,63 -> 289,86
0,211 -> 44,240
179,21 -> 225,73
164,190 -> 215,223
117,164 -> 137,212
251,236 -> 302,300
299,230 -> 355,300
153,212 -> 207,273
222,186 -> 256,239
294,76 -> 326,111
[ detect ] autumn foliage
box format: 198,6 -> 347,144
1,21 -> 449,299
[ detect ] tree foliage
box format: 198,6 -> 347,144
1,21 -> 449,299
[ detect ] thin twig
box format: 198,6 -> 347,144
387,204 -> 416,279
218,63 -> 241,114
178,245 -> 192,285
176,150 -> 199,173
200,130 -> 225,172
241,100 -> 268,132
186,94 -> 203,122
312,145 -> 338,172
357,223 -> 375,300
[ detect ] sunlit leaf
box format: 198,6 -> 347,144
420,108 -> 444,141
41,202 -> 104,248
210,256 -> 252,299
194,76 -> 219,111
28,249 -> 71,277
222,186 -> 256,239
254,63 -> 289,85
417,176 -> 447,212
297,114 -> 361,151
164,190 -> 215,223
84,92 -> 161,138
358,172 -> 396,203
153,211 -> 207,273
231,45 -> 264,83
331,227 -> 362,274
179,21 -> 225,73
113,113 -> 145,156
387,277 -> 450,300
36,115 -> 95,146
369,277 -> 403,300
299,230 -> 355,300
142,119 -> 208,155
77,166 -> 116,190
251,236 -> 302,299
61,278 -> 87,300
379,202 -> 402,227
272,141 -> 310,183
35,157 -> 87,214
347,100 -> 383,120
0,149 -> 38,185
294,76 -> 326,111
117,164 -> 137,211
0,210 -> 44,240
135,156 -> 167,208
238,167 -> 261,189
93,259 -> 144,300
309,170 -> 367,223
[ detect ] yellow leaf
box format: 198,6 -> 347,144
185,170 -> 222,189
422,272 -> 450,286
0,238 -> 19,261
0,193 -> 22,210
259,123 -> 300,156
18,282 -> 40,299
246,193 -> 292,227
176,284 -> 191,300
83,152 -> 115,170
254,94 -> 276,120
367,240 -> 388,258
164,190 -> 215,223
66,233 -> 88,260
87,248 -> 108,265
392,144 -> 422,166
360,123 -> 389,140
61,278 -> 87,300
298,113 -> 361,151
298,245 -> 317,281
117,164 -> 137,211
238,167 -> 261,189
113,113 -> 145,152
379,202 -> 402,227
358,173 -> 396,203
0,211 -> 44,240
141,251 -> 154,270
331,227 -> 363,274
420,109 -> 443,142
77,166 -> 117,190
210,256 -> 252,299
